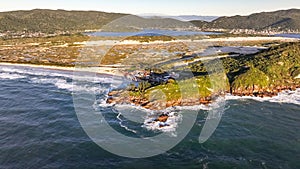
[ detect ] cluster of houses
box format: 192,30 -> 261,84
124,69 -> 179,85
0,31 -> 73,39
229,28 -> 300,35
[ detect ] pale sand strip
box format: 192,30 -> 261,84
202,36 -> 299,42
0,62 -> 122,76
81,36 -> 299,46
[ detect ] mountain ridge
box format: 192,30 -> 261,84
1,8 -> 300,34
190,9 -> 300,32
0,9 -> 192,34
0,9 -> 127,33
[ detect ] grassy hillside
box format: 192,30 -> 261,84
0,9 -> 127,33
191,9 -> 300,32
222,42 -> 300,94
124,42 -> 300,104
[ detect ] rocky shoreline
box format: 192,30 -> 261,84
231,84 -> 300,97
107,84 -> 300,111
107,89 -> 213,110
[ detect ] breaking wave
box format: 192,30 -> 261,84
1,64 -> 299,134
225,89 -> 300,105
0,72 -> 27,80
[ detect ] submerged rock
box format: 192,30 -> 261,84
156,114 -> 169,122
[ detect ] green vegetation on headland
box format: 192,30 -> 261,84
0,25 -> 299,110
225,42 -> 300,96
107,42 -> 300,110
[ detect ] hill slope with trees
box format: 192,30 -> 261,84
0,9 -> 193,33
191,9 -> 300,32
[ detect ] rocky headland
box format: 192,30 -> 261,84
107,42 -> 300,111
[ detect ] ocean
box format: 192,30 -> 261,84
0,64 -> 299,169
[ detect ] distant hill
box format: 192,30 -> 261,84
2,9 -> 299,34
0,9 -> 193,33
0,9 -> 127,33
101,15 -> 194,32
191,9 -> 300,32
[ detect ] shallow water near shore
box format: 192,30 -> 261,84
0,64 -> 299,169
87,29 -> 221,37
275,33 -> 300,39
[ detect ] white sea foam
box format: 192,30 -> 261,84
116,113 -> 138,134
95,96 -> 227,133
0,66 -> 73,79
142,97 -> 227,132
0,66 -> 122,84
225,88 -> 300,105
142,111 -> 183,135
96,101 -> 189,134
0,72 -> 26,80
30,77 -> 109,93
0,65 -> 120,93
0,65 -> 117,83
2,64 -> 299,135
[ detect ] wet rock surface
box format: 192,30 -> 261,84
107,84 -> 300,110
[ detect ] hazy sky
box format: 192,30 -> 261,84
0,0 -> 300,16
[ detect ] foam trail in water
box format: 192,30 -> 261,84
0,66 -> 73,79
225,88 -> 300,105
199,97 -> 226,143
0,73 -> 26,80
116,113 -> 138,134
0,65 -> 121,93
30,77 -> 109,93
96,95 -> 222,134
0,65 -> 120,84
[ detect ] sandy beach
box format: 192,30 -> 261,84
0,62 -> 122,76
77,36 -> 300,46
0,36 -> 298,77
